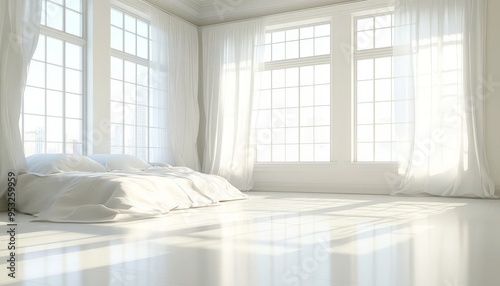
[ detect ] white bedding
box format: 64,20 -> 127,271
16,165 -> 248,223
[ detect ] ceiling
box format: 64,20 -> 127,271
146,0 -> 356,26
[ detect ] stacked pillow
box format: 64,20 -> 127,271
25,154 -> 152,174
26,154 -> 107,174
87,154 -> 151,171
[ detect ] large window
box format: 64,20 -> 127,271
254,23 -> 331,163
22,0 -> 85,156
354,13 -> 412,162
110,8 -> 163,163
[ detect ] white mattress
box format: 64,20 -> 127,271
16,165 -> 248,223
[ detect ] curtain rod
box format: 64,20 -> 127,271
139,0 -> 199,27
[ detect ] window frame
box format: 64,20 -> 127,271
109,6 -> 164,163
21,0 -> 87,156
252,3 -> 400,194
254,20 -> 334,164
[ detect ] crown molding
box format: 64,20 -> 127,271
147,0 -> 360,26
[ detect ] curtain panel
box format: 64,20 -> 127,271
201,20 -> 265,190
393,0 -> 495,197
150,10 -> 200,170
0,0 -> 42,208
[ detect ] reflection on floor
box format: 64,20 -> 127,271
1,191 -> 500,286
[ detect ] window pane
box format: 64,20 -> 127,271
111,26 -> 123,51
124,61 -> 136,83
357,143 -> 373,161
47,64 -> 63,91
272,69 -> 285,89
315,144 -> 330,162
47,117 -> 63,142
272,43 -> 285,61
300,27 -> 314,39
124,125 -> 136,146
285,68 -> 299,87
65,69 -> 82,94
137,20 -> 148,37
357,80 -> 374,102
272,128 -> 285,144
357,30 -> 374,50
286,145 -> 299,162
286,128 -> 299,144
286,41 -> 299,59
27,61 -> 46,88
315,24 -> 330,37
111,80 -> 124,102
375,57 -> 392,78
375,15 -> 392,28
65,93 -> 82,119
111,57 -> 123,80
46,3 -> 63,31
300,66 -> 314,86
315,126 -> 330,143
24,87 -> 45,115
110,102 -> 124,124
124,32 -> 136,55
65,9 -> 82,37
125,104 -> 136,125
357,59 -> 374,80
272,31 -> 285,43
357,103 -> 374,124
300,39 -> 314,57
357,18 -> 374,31
46,37 -> 63,66
300,144 -> 314,161
315,37 -> 330,56
375,28 -> 392,48
137,36 -> 148,59
315,84 -> 330,105
357,125 -> 373,142
124,14 -> 136,33
286,29 -> 299,41
375,102 -> 391,123
111,9 -> 123,28
375,124 -> 392,142
124,83 -> 136,104
66,43 -> 82,70
66,118 -> 82,143
66,0 -> 82,12
32,35 -> 46,61
375,79 -> 392,101
47,91 -> 63,116
315,64 -> 330,85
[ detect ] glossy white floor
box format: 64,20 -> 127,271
1,191 -> 500,286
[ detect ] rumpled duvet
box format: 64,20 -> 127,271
16,165 -> 248,223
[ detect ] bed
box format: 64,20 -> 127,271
15,154 -> 248,223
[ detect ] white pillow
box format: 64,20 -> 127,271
88,154 -> 151,171
26,154 -> 108,174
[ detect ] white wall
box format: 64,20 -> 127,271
485,0 -> 500,194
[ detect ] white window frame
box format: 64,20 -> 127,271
254,21 -> 333,163
21,0 -> 87,156
109,6 -> 165,163
252,2 -> 399,194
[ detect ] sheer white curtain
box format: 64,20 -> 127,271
201,20 -> 265,190
0,1 -> 42,204
150,9 -> 200,170
392,0 -> 495,197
